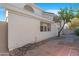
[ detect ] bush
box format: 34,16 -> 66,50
75,27 -> 79,36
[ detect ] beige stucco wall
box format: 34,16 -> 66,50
8,10 -> 58,50
31,6 -> 43,16
36,23 -> 58,42
8,12 -> 40,50
0,22 -> 8,52
8,3 -> 43,16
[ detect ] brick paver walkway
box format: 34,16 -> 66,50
10,34 -> 79,56
24,35 -> 79,56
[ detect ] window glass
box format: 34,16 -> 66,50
40,22 -> 51,32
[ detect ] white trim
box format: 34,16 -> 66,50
2,3 -> 54,23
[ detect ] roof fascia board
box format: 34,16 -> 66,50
2,3 -> 54,23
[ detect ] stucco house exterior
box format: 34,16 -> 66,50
0,3 -> 59,51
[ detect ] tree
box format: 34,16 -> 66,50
68,18 -> 79,29
76,8 -> 79,18
68,9 -> 79,29
57,7 -> 74,37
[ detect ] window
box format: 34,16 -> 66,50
24,5 -> 34,13
44,26 -> 47,31
48,24 -> 51,31
40,22 -> 51,32
40,26 -> 43,31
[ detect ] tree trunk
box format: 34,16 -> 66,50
58,20 -> 66,37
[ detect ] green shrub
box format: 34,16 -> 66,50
75,27 -> 79,36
